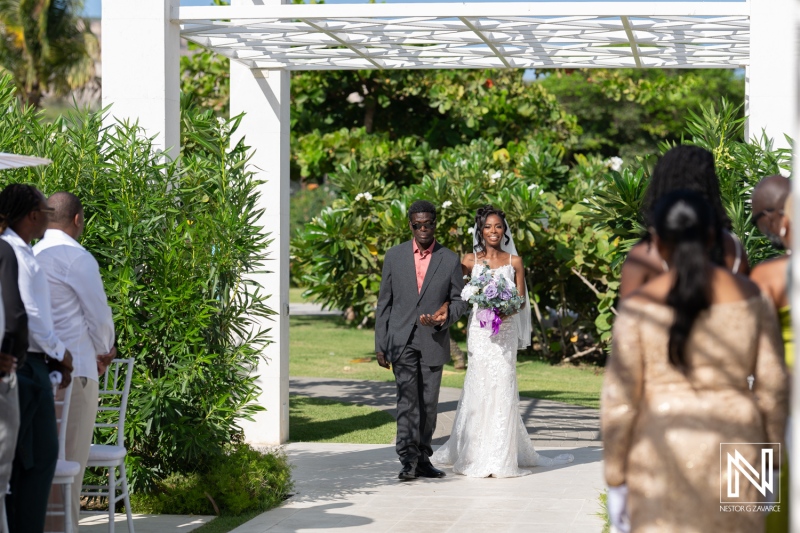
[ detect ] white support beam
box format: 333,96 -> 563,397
459,17 -> 513,69
231,0 -> 291,446
620,16 -> 642,68
102,0 -> 180,159
174,2 -> 751,21
746,0 -> 797,148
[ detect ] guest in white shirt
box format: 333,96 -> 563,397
0,184 -> 73,533
34,192 -> 116,531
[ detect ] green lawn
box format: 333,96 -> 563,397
289,395 -> 396,443
289,287 -> 310,304
290,315 -> 603,409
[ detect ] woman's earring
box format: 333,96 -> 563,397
780,226 -> 787,237
661,260 -> 669,273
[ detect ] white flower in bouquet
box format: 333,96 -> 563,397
461,284 -> 479,300
355,192 -> 373,202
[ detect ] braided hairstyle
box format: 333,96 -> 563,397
0,184 -> 44,233
653,190 -> 715,374
473,205 -> 510,253
642,145 -> 729,265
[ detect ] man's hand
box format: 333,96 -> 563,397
420,302 -> 449,327
58,350 -> 74,389
376,352 -> 391,369
97,346 -> 117,375
0,352 -> 16,374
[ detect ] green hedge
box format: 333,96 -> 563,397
0,75 -> 274,490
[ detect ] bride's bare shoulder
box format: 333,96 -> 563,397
462,252 -> 476,266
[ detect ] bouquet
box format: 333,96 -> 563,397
461,265 -> 525,335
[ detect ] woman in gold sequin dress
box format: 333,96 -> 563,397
602,191 -> 789,533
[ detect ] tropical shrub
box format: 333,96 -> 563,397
585,99 -> 793,271
130,444 -> 293,516
0,75 -> 273,490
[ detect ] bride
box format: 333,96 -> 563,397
432,205 -> 574,477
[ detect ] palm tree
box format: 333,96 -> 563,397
0,0 -> 97,108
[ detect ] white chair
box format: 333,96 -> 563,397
81,359 -> 134,533
47,380 -> 80,533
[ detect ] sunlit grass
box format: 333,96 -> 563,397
290,315 -> 603,408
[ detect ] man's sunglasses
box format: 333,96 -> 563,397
411,221 -> 436,231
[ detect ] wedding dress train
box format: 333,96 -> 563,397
431,264 -> 574,477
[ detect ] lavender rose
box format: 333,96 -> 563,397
484,282 -> 499,299
500,288 -> 513,301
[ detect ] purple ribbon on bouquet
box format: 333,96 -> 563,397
477,308 -> 503,336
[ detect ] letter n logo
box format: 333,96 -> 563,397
720,443 -> 780,504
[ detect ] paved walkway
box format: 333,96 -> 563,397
80,378 -> 605,532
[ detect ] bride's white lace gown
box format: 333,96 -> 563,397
431,263 -> 574,478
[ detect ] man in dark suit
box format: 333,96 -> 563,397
375,200 -> 468,481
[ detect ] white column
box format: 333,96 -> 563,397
746,0 -> 798,149
101,0 -> 180,159
230,1 -> 291,445
791,0 -> 800,528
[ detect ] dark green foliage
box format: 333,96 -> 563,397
130,444 -> 293,516
0,74 -> 272,490
539,69 -> 746,160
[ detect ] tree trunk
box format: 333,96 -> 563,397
363,97 -> 376,133
450,338 -> 466,370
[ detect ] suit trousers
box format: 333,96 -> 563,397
7,357 -> 58,533
392,326 -> 443,466
60,377 -> 99,531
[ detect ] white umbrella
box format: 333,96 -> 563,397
0,152 -> 51,170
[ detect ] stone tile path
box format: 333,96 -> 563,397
78,513 -> 213,531
79,378 -> 605,532
231,442 -> 605,533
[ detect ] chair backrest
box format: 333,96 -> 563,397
95,358 -> 135,448
54,380 -> 74,461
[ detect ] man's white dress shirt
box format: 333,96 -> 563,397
1,229 -> 65,361
34,229 -> 114,381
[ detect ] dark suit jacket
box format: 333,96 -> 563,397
0,238 -> 27,364
375,240 -> 468,366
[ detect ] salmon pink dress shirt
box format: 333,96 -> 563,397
412,239 -> 436,293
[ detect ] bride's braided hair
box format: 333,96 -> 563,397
474,205 -> 510,253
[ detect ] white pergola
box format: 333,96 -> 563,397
103,1 -> 800,517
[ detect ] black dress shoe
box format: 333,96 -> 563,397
415,462 -> 446,478
399,463 -> 418,481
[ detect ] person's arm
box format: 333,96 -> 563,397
70,254 -> 115,355
753,296 -> 790,448
619,244 -> 658,300
434,254 -> 468,331
601,302 -> 644,488
17,257 -> 66,361
374,253 -> 393,368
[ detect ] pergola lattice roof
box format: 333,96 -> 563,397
176,2 -> 751,70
